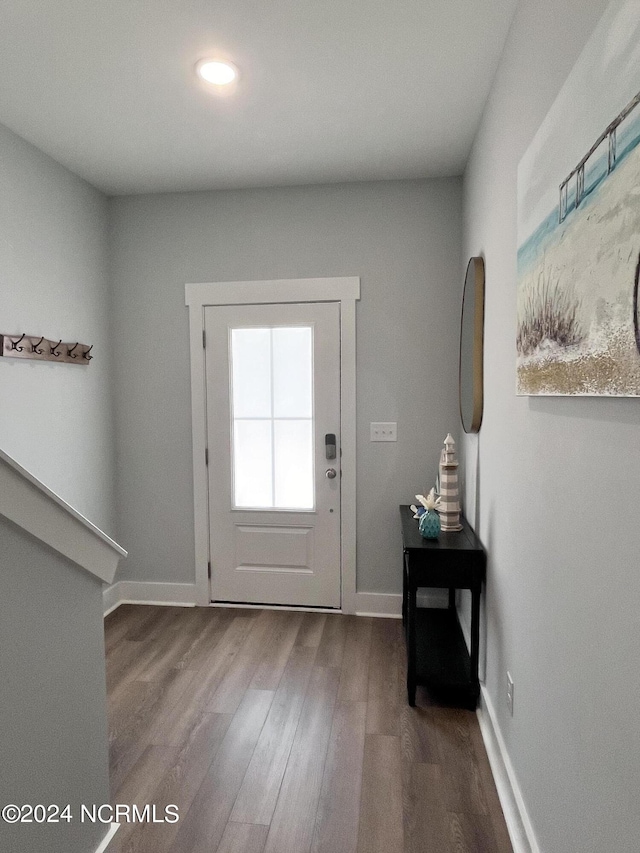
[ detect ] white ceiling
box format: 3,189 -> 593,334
0,0 -> 517,196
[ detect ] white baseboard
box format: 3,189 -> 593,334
476,686 -> 540,853
94,822 -> 120,853
458,602 -> 471,650
455,594 -> 537,851
102,582 -> 121,616
105,584 -> 444,619
354,588 -> 450,618
417,589 -> 449,609
354,592 -> 402,617
103,580 -> 197,614
211,601 -> 341,614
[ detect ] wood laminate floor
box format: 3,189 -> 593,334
105,605 -> 512,853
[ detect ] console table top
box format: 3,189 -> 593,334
399,504 -> 484,553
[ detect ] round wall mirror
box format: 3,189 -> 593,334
459,256 -> 485,433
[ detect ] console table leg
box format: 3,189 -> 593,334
408,681 -> 416,706
470,583 -> 481,702
402,551 -> 408,626
407,583 -> 417,706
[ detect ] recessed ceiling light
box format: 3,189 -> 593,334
196,59 -> 238,86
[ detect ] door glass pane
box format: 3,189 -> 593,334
233,420 -> 272,508
230,325 -> 314,510
231,328 -> 272,418
274,420 -> 314,508
272,327 -> 313,417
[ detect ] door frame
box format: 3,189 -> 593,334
185,277 -> 360,612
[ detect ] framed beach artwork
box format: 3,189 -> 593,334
517,0 -> 640,396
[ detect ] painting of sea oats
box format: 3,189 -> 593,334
517,0 -> 640,395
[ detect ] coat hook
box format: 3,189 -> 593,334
83,345 -> 93,361
32,336 -> 45,354
68,342 -> 80,359
50,339 -> 62,357
10,333 -> 26,352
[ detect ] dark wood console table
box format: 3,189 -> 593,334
400,505 -> 485,709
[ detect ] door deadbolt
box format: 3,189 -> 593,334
325,468 -> 337,479
325,434 -> 337,460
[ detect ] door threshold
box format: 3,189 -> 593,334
210,600 -> 342,614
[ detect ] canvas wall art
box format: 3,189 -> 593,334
517,0 -> 640,395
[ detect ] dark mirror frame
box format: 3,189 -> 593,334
459,256 -> 485,434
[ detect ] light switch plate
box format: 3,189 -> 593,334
370,422 -> 397,442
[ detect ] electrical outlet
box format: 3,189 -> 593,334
370,422 -> 397,442
506,671 -> 514,716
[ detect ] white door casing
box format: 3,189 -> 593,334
185,277 -> 359,612
205,302 -> 340,607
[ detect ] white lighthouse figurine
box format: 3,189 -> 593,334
438,433 -> 462,531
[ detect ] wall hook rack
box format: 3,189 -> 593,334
10,333 -> 26,352
0,333 -> 93,365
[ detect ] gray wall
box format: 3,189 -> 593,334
462,0 -> 640,851
0,517 -> 111,853
0,122 -> 114,532
109,179 -> 462,593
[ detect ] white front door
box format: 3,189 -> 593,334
205,302 -> 341,608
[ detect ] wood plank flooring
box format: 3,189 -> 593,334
105,605 -> 512,853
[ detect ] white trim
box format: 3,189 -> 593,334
458,598 -> 472,649
354,589 -> 450,618
185,277 -> 360,613
188,301 -> 210,607
93,822 -> 120,853
210,602 -> 341,614
103,581 -> 197,614
355,592 -> 402,618
0,449 -> 126,557
186,277 -> 360,307
455,593 -> 535,850
416,589 -> 449,609
0,448 -> 126,584
339,297 -> 357,615
102,582 -> 121,616
476,686 -> 540,853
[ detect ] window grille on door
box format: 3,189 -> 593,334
229,326 -> 314,510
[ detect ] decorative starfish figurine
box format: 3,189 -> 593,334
411,487 -> 441,518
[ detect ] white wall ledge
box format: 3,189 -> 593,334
0,448 -> 126,584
